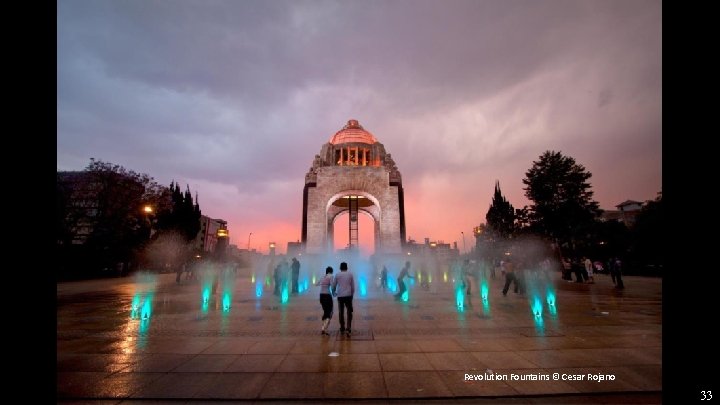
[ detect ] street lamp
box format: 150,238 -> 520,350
247,232 -> 253,251
461,231 -> 466,255
142,205 -> 155,239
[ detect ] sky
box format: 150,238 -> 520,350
57,0 -> 661,255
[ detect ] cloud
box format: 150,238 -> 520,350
57,0 -> 661,253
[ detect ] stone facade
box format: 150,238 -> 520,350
302,120 -> 406,254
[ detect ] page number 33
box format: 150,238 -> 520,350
701,391 -> 713,400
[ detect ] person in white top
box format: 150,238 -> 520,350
314,266 -> 334,335
331,262 -> 355,336
583,257 -> 595,284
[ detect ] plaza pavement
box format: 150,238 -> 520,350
57,265 -> 661,404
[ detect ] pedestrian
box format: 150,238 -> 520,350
584,256 -> 595,284
380,265 -> 388,291
462,259 -> 473,295
502,257 -> 518,296
332,262 -> 355,337
315,266 -> 334,335
394,261 -> 414,301
561,257 -> 572,281
613,257 -> 625,289
291,257 -> 300,294
571,258 -> 585,283
273,263 -> 281,296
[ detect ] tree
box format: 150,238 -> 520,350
485,181 -> 515,238
522,151 -> 601,254
514,206 -> 531,234
154,181 -> 201,242
57,159 -> 168,277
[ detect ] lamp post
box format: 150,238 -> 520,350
461,231 -> 466,255
142,205 -> 155,239
247,232 -> 253,251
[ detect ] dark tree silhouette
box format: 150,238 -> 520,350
485,181 -> 515,238
522,151 -> 601,253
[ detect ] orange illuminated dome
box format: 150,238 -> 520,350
329,119 -> 378,145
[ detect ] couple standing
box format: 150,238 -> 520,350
315,262 -> 354,337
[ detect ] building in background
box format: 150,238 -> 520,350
601,200 -> 644,227
195,215 -> 227,254
287,241 -> 302,257
405,237 -> 459,262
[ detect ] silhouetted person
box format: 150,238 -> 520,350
380,265 -> 388,291
571,258 -> 585,283
462,259 -> 473,295
315,266 -> 334,335
273,263 -> 281,296
291,258 -> 300,294
502,257 -> 518,296
583,256 -> 595,284
394,261 -> 414,301
561,257 -> 573,281
612,257 -> 624,289
332,262 -> 355,336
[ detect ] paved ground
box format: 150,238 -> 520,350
57,265 -> 661,403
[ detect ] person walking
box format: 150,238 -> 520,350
394,261 -> 414,301
583,256 -> 595,284
315,266 -> 334,335
612,257 -> 625,289
380,265 -> 388,291
502,257 -> 518,296
332,262 -> 355,337
291,257 -> 301,294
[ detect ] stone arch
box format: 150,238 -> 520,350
326,191 -> 382,253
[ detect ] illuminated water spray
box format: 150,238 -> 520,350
531,296 -> 543,318
455,285 -> 465,312
141,293 -> 153,320
443,271 -> 448,283
359,276 -> 367,297
387,278 -> 397,293
402,290 -> 409,302
255,281 -> 263,298
281,282 -> 289,304
312,274 -> 317,284
546,287 -> 557,316
298,278 -> 309,293
222,292 -> 231,312
131,294 -> 141,318
481,280 -> 489,302
251,274 -> 255,283
202,285 -> 211,304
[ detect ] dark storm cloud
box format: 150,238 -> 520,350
57,0 -> 661,247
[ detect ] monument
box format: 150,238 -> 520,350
302,119 -> 406,255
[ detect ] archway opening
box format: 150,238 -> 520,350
333,211 -> 375,256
